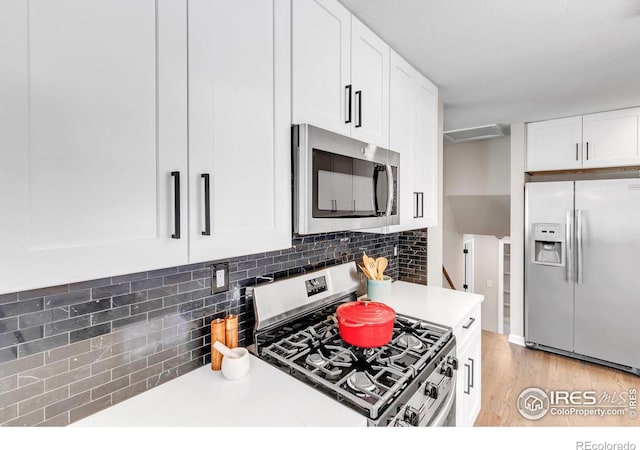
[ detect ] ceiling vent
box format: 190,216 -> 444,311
444,123 -> 509,144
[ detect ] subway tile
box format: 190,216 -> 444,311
69,394 -> 112,423
45,391 -> 90,419
111,271 -> 148,284
69,323 -> 111,344
44,290 -> 91,309
130,276 -> 163,293
191,268 -> 211,280
237,260 -> 256,271
1,298 -> 44,318
164,313 -> 194,328
19,285 -> 67,301
44,316 -> 90,337
0,404 -> 18,424
111,335 -> 146,357
130,298 -> 163,315
69,298 -> 111,317
68,370 -> 109,396
163,272 -> 191,285
37,411 -> 69,427
111,380 -> 146,406
0,353 -> 43,379
0,293 -> 18,305
178,280 -> 206,294
119,319 -> 162,341
162,292 -> 193,308
91,376 -> 129,400
147,285 -> 177,300
0,326 -> 43,349
147,305 -> 177,321
92,283 -> 130,300
19,308 -> 68,329
147,367 -> 178,389
147,267 -> 177,278
147,347 -> 177,366
0,317 -> 18,334
0,381 -> 44,408
177,358 -> 202,377
91,352 -> 130,376
18,334 -> 69,358
18,359 -> 68,387
4,408 -> 44,426
45,366 -> 91,392
112,291 -> 148,307
177,263 -> 206,273
19,386 -> 68,416
44,340 -> 90,364
162,353 -> 190,371
130,362 -> 163,385
112,313 -> 147,331
111,359 -> 146,380
178,300 -> 204,315
0,375 -> 18,392
89,306 -> 130,325
69,277 -> 111,291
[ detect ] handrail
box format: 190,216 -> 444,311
443,266 -> 457,290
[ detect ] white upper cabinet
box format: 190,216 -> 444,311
582,108 -> 640,168
0,0 -> 189,294
350,16 -> 390,148
526,116 -> 583,171
188,0 -> 291,262
526,107 -> 640,172
292,0 -> 351,138
292,0 -> 390,148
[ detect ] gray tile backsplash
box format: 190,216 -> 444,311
0,229 -> 427,426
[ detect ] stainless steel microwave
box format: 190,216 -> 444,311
292,124 -> 399,235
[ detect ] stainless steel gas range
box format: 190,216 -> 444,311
251,262 -> 458,427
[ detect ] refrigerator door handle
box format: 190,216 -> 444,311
566,210 -> 573,283
577,209 -> 583,284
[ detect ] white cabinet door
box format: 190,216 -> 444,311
456,329 -> 482,427
188,0 -> 291,262
526,116 -> 583,172
413,73 -> 439,228
350,16 -> 390,148
0,0 -> 188,294
292,0 -> 351,137
582,108 -> 640,168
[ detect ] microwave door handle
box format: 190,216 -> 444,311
385,164 -> 393,217
372,167 -> 380,214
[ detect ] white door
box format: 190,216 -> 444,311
292,0 -> 351,137
414,74 -> 439,227
526,116 -> 583,171
188,0 -> 291,262
0,0 -> 188,294
582,107 -> 640,168
350,16 -> 390,148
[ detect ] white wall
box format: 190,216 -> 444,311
508,123 -> 526,345
442,199 -> 463,289
427,98 -> 445,287
471,235 -> 500,332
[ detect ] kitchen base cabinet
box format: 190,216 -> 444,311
454,305 -> 482,427
0,0 -> 189,294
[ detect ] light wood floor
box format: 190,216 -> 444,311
475,331 -> 640,426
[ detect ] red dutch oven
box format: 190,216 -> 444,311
336,300 -> 396,348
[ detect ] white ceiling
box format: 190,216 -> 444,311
339,0 -> 640,131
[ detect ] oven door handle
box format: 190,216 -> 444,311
429,376 -> 456,427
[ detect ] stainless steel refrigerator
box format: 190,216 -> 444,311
525,178 -> 640,374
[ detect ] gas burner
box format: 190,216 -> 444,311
306,352 -> 327,367
347,371 -> 376,394
398,334 -> 423,350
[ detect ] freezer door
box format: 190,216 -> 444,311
525,181 -> 575,352
574,179 -> 640,369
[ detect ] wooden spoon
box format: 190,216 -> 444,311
376,257 -> 388,280
358,264 -> 375,280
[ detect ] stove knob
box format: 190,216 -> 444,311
447,356 -> 459,370
404,406 -> 419,426
424,382 -> 438,399
441,364 -> 454,378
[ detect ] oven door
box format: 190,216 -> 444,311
294,124 -> 399,235
427,377 -> 456,427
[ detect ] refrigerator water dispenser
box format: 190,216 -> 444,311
532,223 -> 565,266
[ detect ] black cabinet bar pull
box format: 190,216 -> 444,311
464,363 -> 471,394
355,90 -> 362,128
576,143 -> 579,161
418,192 -> 424,218
469,357 -> 475,388
586,142 -> 589,160
345,85 -> 352,124
414,192 -> 419,218
201,173 -> 211,236
171,171 -> 181,239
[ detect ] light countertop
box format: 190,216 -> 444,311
71,281 -> 482,427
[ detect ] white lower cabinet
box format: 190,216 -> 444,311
455,306 -> 482,427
